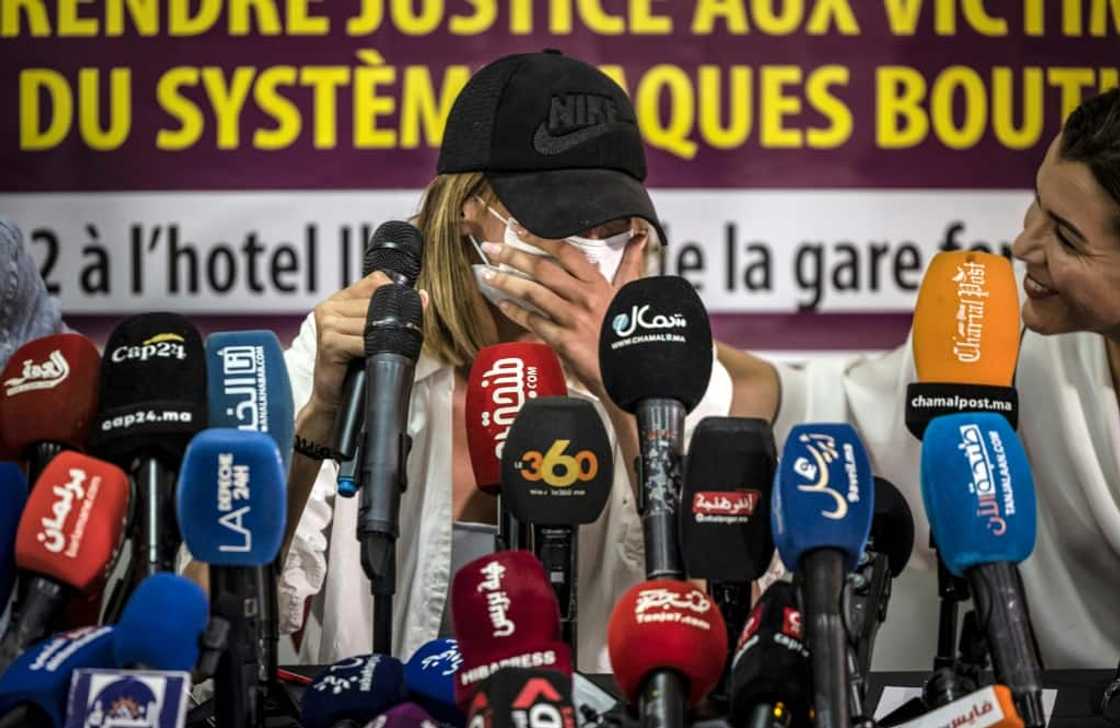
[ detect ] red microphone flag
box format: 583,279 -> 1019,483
607,579 -> 728,706
466,343 -> 566,494
15,451 -> 129,591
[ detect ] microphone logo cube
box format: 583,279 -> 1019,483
633,586 -> 714,627
212,345 -> 269,433
478,357 -> 540,460
176,429 -> 286,566
958,423 -> 1010,536
3,349 -> 69,396
608,303 -> 688,343
110,332 -> 187,363
477,560 -> 516,638
691,490 -> 759,522
791,432 -> 859,521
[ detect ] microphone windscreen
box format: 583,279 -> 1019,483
465,669 -> 575,728
607,579 -> 728,706
921,413 -> 1036,576
913,250 -> 1019,386
205,330 -> 295,470
90,313 -> 207,466
176,428 -> 286,566
366,701 -> 439,728
0,463 -> 28,609
0,625 -> 116,726
15,452 -> 129,590
680,417 -> 776,582
300,653 -> 406,728
451,551 -> 571,705
405,638 -> 463,724
0,334 -> 101,455
466,344 -> 567,494
598,276 -> 712,414
112,573 -> 208,671
729,581 -> 811,726
368,221 -> 424,286
771,423 -> 874,573
501,397 -> 612,525
870,477 -> 915,577
365,284 -> 424,359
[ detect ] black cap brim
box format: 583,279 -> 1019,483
487,168 -> 665,243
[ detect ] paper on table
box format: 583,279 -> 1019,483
874,686 -> 1058,724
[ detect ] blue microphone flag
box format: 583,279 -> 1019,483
0,463 -> 28,613
772,423 -> 874,572
176,428 -> 286,566
0,626 -> 116,726
921,412 -> 1036,576
65,669 -> 190,728
301,653 -> 406,728
206,330 -> 295,471
112,573 -> 208,671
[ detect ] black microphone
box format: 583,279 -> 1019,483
335,221 -> 423,498
89,313 -> 208,585
501,396 -> 614,663
679,415 -> 776,697
729,581 -> 812,728
599,276 -> 713,581
359,283 -> 424,653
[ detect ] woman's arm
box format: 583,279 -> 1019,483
279,398 -> 336,564
715,341 -> 781,423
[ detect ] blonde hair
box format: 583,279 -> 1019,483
413,173 -> 496,367
412,172 -> 663,368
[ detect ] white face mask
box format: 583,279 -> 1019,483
469,198 -> 636,315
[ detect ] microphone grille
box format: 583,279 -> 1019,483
365,285 -> 424,360
366,221 -> 423,285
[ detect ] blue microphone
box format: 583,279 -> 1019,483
0,464 -> 28,627
177,428 -> 287,728
206,329 -> 295,703
300,653 -> 406,728
404,638 -> 464,727
112,572 -> 208,671
0,625 -> 116,727
772,423 -> 874,728
922,412 -> 1043,727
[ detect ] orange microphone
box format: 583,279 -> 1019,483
906,250 -> 1021,439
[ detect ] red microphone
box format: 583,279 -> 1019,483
0,451 -> 129,670
0,334 -> 101,483
608,580 -> 728,722
466,343 -> 566,548
451,550 -> 572,708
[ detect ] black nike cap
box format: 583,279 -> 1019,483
437,50 -> 664,242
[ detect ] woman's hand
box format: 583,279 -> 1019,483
480,233 -> 647,399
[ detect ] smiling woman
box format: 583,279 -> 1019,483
717,87 -> 1120,669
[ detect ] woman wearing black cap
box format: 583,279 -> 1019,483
277,51 -> 733,668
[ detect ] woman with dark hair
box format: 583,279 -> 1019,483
718,87 -> 1120,668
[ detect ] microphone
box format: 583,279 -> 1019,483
367,701 -> 439,728
847,477 -> 915,685
300,653 -> 406,728
450,551 -> 572,708
501,396 -> 613,659
357,283 -> 424,652
607,579 -> 727,728
177,428 -> 287,728
772,423 -> 875,728
0,452 -> 129,670
893,685 -> 1022,728
404,638 -> 464,727
111,572 -> 208,671
906,250 -> 1020,438
0,333 -> 101,483
679,416 -> 776,687
464,668 -> 575,728
921,412 -> 1043,727
0,464 -> 28,629
336,221 -> 424,498
89,313 -> 208,579
728,581 -> 811,728
0,625 -> 116,728
205,329 -> 296,713
467,342 -> 567,550
599,276 -> 713,580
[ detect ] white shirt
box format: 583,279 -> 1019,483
278,313 -> 733,670
772,328 -> 1120,668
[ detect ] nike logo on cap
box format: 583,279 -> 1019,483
532,92 -> 628,155
533,122 -> 622,155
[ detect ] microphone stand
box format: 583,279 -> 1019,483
536,525 -> 578,667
